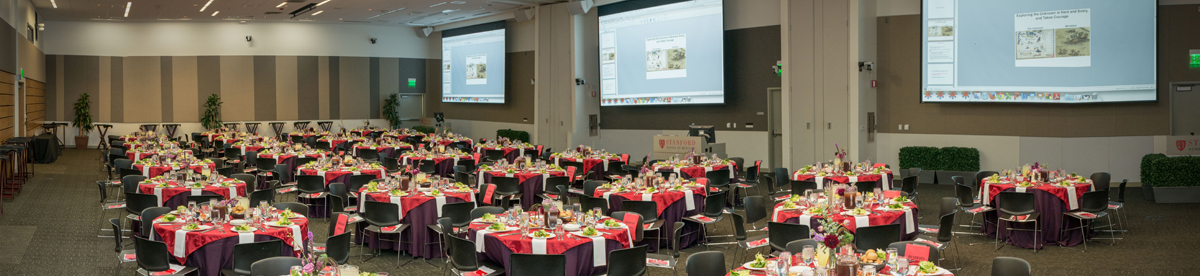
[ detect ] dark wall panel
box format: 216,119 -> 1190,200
45,55 -> 55,121
64,55 -> 99,123
253,56 -> 277,121
197,56 -> 221,123
599,25 -> 780,131
0,17 -> 15,74
398,58 -> 427,94
111,57 -> 123,122
328,57 -> 340,119
876,14 -> 1172,137
160,57 -> 173,122
297,56 -> 319,120
370,57 -> 380,119
424,51 -> 536,124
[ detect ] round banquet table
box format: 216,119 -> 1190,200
354,189 -> 474,258
296,167 -> 386,218
791,165 -> 895,190
149,214 -> 308,276
771,200 -> 920,241
553,156 -> 622,180
479,169 -> 568,209
318,138 -> 366,149
354,145 -> 413,159
466,216 -> 635,276
595,186 -> 709,251
126,150 -> 195,161
137,180 -> 248,209
400,155 -> 476,177
476,145 -> 539,162
979,179 -> 1095,249
653,164 -> 737,181
256,152 -> 327,184
133,162 -> 218,178
423,138 -> 472,147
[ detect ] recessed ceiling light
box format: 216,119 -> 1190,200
124,2 -> 131,17
442,9 -> 455,13
276,2 -> 286,8
50,0 -> 57,8
450,1 -> 466,4
430,2 -> 447,7
312,10 -> 323,15
212,11 -> 219,16
317,0 -> 332,6
200,0 -> 213,12
366,8 -> 404,19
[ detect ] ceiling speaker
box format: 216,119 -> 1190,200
566,0 -> 593,15
415,26 -> 434,37
514,8 -> 535,22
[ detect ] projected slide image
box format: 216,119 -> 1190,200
1014,8 -> 1091,67
645,34 -> 687,79
465,54 -> 487,85
1055,27 -> 1090,57
602,48 -> 616,63
927,19 -> 954,41
1015,30 -> 1054,60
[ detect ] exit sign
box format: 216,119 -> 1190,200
408,78 -> 417,87
1192,50 -> 1200,65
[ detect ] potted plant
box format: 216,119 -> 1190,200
382,93 -> 402,129
934,147 -> 980,185
71,93 -> 94,149
201,94 -> 223,130
1142,153 -> 1200,203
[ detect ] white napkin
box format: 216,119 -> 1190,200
531,237 -> 548,254
815,177 -> 825,189
435,196 -> 447,217
904,208 -> 916,234
173,229 -> 188,258
287,225 -> 303,251
541,173 -> 550,191
772,207 -> 782,221
1015,187 -> 1027,193
641,193 -> 652,202
358,192 -> 368,213
478,171 -> 486,186
390,196 -> 405,220
684,190 -> 696,211
603,160 -> 610,172
475,230 -> 494,252
982,183 -> 992,206
1066,186 -> 1079,210
798,214 -> 813,227
848,176 -> 858,183
602,191 -> 613,205
142,165 -> 151,177
588,235 -> 606,266
238,231 -> 255,244
154,187 -> 165,207
854,216 -> 870,229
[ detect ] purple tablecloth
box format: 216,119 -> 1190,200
782,209 -> 920,241
481,173 -> 549,210
982,187 -> 1095,249
466,229 -> 625,276
159,190 -> 229,209
151,231 -> 297,276
402,158 -> 460,177
606,192 -> 707,251
354,196 -> 469,259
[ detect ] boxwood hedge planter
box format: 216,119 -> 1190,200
936,171 -> 975,186
1152,186 -> 1200,203
1140,153 -> 1200,203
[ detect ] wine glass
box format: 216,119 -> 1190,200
547,218 -> 561,240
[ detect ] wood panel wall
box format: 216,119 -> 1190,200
0,71 -> 14,141
26,79 -> 45,135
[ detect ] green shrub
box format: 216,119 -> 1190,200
1142,154 -> 1200,187
1140,153 -> 1166,186
899,146 -> 940,170
939,147 -> 980,172
496,129 -> 530,143
412,126 -> 435,134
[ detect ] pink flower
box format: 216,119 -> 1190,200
302,263 -> 314,273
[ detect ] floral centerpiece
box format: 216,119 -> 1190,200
810,216 -> 855,269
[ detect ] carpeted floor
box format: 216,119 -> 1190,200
0,149 -> 1191,275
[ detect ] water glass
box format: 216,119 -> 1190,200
801,245 -> 815,264
895,257 -> 908,274
885,248 -> 898,266
861,265 -> 876,276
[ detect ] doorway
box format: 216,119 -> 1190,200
767,87 -> 782,170
1171,82 -> 1200,136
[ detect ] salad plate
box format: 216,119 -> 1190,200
267,220 -> 296,227
231,225 -> 257,233
485,223 -> 516,232
600,220 -> 626,229
916,261 -> 949,276
573,227 -> 605,238
527,230 -> 555,239
842,208 -> 871,216
180,224 -> 212,231
742,254 -> 770,270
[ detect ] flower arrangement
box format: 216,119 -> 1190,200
291,231 -> 337,276
811,217 -> 855,250
833,143 -> 847,160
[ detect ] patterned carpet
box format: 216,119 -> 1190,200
0,149 -> 1189,275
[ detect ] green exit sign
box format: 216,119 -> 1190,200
1192,54 -> 1200,65
408,78 -> 417,87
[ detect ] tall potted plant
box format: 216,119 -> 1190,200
71,93 -> 94,149
201,94 -> 223,130
382,93 -> 402,129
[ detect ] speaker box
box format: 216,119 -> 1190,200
514,8 -> 535,22
566,0 -> 593,15
415,26 -> 434,37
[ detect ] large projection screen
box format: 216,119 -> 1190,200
442,21 -> 506,104
598,0 -> 725,106
920,0 -> 1156,103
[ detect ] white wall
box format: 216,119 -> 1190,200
445,119 -> 535,142
49,119 -> 391,148
875,133 -> 1154,183
591,129 -> 769,166
40,21 -> 433,58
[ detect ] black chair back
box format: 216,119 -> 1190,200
114,157 -> 132,169
772,167 -> 790,192
997,192 -> 1037,216
1117,179 -> 1128,203
124,193 -> 158,217
991,256 -> 1032,276
134,236 -> 171,272
955,182 -> 975,208
545,176 -> 570,194
768,222 -> 809,252
357,148 -> 381,161
217,167 -> 235,178
510,253 -> 566,276
940,196 -> 958,217
484,149 -> 505,161
611,211 -> 644,242
455,159 -> 476,173
1080,191 -> 1108,213
702,191 -> 725,217
250,257 -> 303,276
560,161 -> 585,175
607,245 -> 648,276
937,209 -> 957,242
730,213 -> 747,241
347,174 -> 375,194
854,181 -> 877,194
108,219 -> 124,253
326,232 -> 352,264
705,170 -> 731,188
728,157 -> 745,175
685,251 -> 726,276
492,176 -> 521,195
744,196 -> 767,224
443,202 -> 475,227
295,175 -> 325,194
791,180 -> 817,196
418,160 -> 436,174
232,173 -> 256,187
363,201 -> 401,227
249,189 -> 274,206
620,200 -> 659,223
855,224 -> 902,251
470,206 -> 505,219
272,202 -> 309,217
448,235 -> 480,272
579,196 -> 610,215
784,239 -> 820,253
887,241 -> 940,265
1090,172 -> 1111,192
745,165 -> 760,182
583,180 -> 606,197
140,207 -> 171,237
328,184 -> 348,209
122,175 -> 147,195
244,150 -> 259,168
900,176 -> 918,194
231,240 -> 284,275
975,171 -> 999,186
256,157 -> 277,172
384,156 -> 400,172
315,141 -> 332,150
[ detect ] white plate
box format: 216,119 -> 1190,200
232,227 -> 257,233
562,223 -> 581,232
229,219 -> 247,226
741,261 -> 768,270
485,226 -> 516,232
572,232 -> 605,238
841,211 -> 871,216
527,232 -> 556,239
599,223 -> 626,229
180,225 -> 213,232
917,266 -> 951,276
267,221 -> 297,227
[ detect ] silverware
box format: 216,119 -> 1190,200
496,232 -> 521,237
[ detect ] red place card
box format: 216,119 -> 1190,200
920,227 -> 938,233
904,243 -> 930,262
883,190 -> 901,198
643,223 -> 653,229
463,270 -> 488,276
123,254 -> 136,261
747,238 -> 769,247
694,216 -> 714,222
775,195 -> 791,201
647,258 -> 670,267
381,226 -> 400,232
622,215 -> 640,227
1015,215 -> 1029,221
314,246 -> 327,251
1076,212 -> 1097,218
968,207 -> 987,213
1107,204 -> 1119,209
151,269 -> 177,276
310,193 -> 322,197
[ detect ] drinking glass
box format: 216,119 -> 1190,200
855,196 -> 864,209
885,248 -> 898,266
861,265 -> 876,276
765,262 -> 777,276
895,257 -> 908,274
547,218 -> 561,240
801,245 -> 815,264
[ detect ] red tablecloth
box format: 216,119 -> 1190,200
593,186 -> 707,216
981,179 -> 1092,210
126,150 -> 195,161
318,138 -> 366,148
771,200 -> 918,233
554,157 -> 622,175
133,163 -> 218,178
358,188 -> 475,219
137,180 -> 247,207
653,164 -> 735,179
298,167 -> 386,185
152,213 -> 308,264
467,216 -> 633,255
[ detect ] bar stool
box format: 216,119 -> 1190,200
162,124 -> 180,140
269,122 -> 285,140
140,124 -> 159,133
245,123 -> 261,136
6,137 -> 33,181
293,121 -> 311,131
317,121 -> 333,132
96,124 -> 114,149
0,146 -> 18,200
